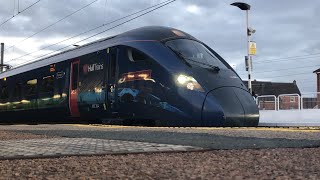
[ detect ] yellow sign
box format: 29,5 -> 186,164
249,41 -> 256,55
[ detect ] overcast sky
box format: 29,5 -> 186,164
0,0 -> 319,93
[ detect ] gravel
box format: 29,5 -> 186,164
0,127 -> 320,179
0,148 -> 319,179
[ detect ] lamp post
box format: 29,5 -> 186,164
1,43 -> 4,73
231,2 -> 255,95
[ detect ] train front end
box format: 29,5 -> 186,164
165,38 -> 259,127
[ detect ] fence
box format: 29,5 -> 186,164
256,92 -> 320,110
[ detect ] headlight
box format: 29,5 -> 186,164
176,74 -> 204,92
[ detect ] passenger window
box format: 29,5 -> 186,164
0,85 -> 9,100
25,79 -> 37,96
13,82 -> 22,99
40,75 -> 54,93
127,48 -> 148,62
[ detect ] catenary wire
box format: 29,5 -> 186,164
244,72 -> 313,79
5,0 -> 99,51
241,77 -> 315,83
254,52 -> 320,63
8,0 -> 175,64
254,55 -> 320,64
14,0 -> 177,67
6,0 -> 317,84
237,64 -> 320,75
0,0 -> 42,28
9,0 -> 173,63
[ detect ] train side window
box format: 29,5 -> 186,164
127,48 -> 148,62
40,75 -> 54,93
25,79 -> 37,96
72,64 -> 79,90
0,85 -> 9,100
13,82 -> 22,99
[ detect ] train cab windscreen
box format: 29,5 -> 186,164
166,39 -> 229,70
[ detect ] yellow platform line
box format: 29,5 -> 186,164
69,124 -> 320,132
71,124 -> 134,129
194,127 -> 320,133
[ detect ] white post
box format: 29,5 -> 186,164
246,10 -> 252,95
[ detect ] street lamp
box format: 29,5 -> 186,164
231,2 -> 256,95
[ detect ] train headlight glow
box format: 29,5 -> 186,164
177,75 -> 189,84
186,82 -> 194,90
176,74 -> 204,92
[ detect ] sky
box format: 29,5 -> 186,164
0,0 -> 319,93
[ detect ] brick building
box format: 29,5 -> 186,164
314,68 -> 320,107
243,80 -> 301,110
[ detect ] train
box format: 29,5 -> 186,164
0,26 -> 259,126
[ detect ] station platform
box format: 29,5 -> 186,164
259,110 -> 320,126
0,138 -> 201,160
1,124 -> 320,179
0,124 -> 320,160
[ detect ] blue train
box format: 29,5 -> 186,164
0,26 -> 259,126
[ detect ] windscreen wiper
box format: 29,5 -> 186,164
182,57 -> 221,72
167,46 -> 192,67
167,46 -> 220,72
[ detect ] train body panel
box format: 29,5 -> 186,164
0,26 -> 259,126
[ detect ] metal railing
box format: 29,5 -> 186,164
301,92 -> 320,109
256,95 -> 277,110
256,92 -> 320,110
278,94 -> 300,110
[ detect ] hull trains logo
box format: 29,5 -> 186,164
83,63 -> 104,74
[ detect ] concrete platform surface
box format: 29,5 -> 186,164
1,124 -> 320,150
0,138 -> 202,160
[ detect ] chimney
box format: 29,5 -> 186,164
293,80 -> 296,86
313,69 -> 320,93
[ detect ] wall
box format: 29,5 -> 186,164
278,96 -> 299,110
258,101 -> 276,110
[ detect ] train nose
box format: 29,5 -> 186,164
202,87 -> 259,126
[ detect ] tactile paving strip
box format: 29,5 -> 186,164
0,138 -> 203,159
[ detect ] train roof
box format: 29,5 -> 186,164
118,26 -> 195,41
0,26 -> 196,79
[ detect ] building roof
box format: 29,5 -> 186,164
314,68 -> 320,73
242,80 -> 301,96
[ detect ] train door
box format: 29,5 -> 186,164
69,60 -> 80,117
105,48 -> 118,111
